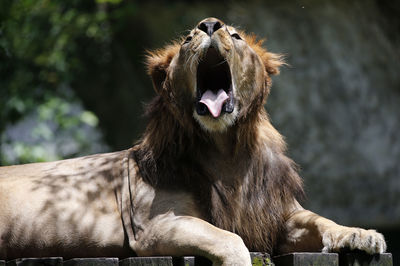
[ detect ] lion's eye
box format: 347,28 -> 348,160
184,36 -> 192,44
231,33 -> 242,40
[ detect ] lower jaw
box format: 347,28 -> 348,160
193,106 -> 238,133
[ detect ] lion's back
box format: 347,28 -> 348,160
0,150 -> 130,259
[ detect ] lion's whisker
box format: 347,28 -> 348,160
211,59 -> 228,68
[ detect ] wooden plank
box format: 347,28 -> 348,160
119,257 -> 173,266
273,253 -> 338,266
0,252 -> 392,265
64,258 -> 118,266
339,253 -> 393,266
251,252 -> 274,266
6,257 -> 63,266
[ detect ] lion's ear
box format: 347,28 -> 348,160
243,33 -> 285,75
146,43 -> 180,93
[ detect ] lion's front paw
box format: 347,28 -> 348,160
322,226 -> 386,254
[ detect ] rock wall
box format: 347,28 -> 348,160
227,1 -> 400,227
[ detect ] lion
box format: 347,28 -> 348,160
0,18 -> 386,265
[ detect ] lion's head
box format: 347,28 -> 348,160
146,17 -> 284,132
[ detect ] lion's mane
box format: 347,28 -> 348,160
133,34 -> 304,254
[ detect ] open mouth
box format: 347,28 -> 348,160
195,47 -> 234,118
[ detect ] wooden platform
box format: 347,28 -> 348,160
0,252 -> 393,265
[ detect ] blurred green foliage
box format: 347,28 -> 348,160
0,0 -> 113,164
0,0 -> 229,166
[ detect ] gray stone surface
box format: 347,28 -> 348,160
6,257 -> 63,266
119,257 -> 173,266
64,258 -> 118,266
339,252 -> 393,266
232,1 -> 400,228
172,252 -> 273,265
273,252 -> 338,266
0,253 -> 394,265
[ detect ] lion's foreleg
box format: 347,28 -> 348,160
278,207 -> 386,255
133,215 -> 251,266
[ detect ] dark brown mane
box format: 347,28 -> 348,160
133,96 -> 304,253
133,31 -> 304,254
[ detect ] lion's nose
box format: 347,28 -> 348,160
198,18 -> 223,37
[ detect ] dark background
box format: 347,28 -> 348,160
1,0 -> 399,262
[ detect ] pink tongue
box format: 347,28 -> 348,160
200,89 -> 229,118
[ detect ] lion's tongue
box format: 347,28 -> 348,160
200,89 -> 229,118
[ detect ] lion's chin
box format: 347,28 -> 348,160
193,106 -> 238,132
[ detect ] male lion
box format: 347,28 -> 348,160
0,18 -> 386,265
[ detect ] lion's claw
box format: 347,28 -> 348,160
322,227 -> 386,254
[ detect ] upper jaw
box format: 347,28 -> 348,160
195,44 -> 235,118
